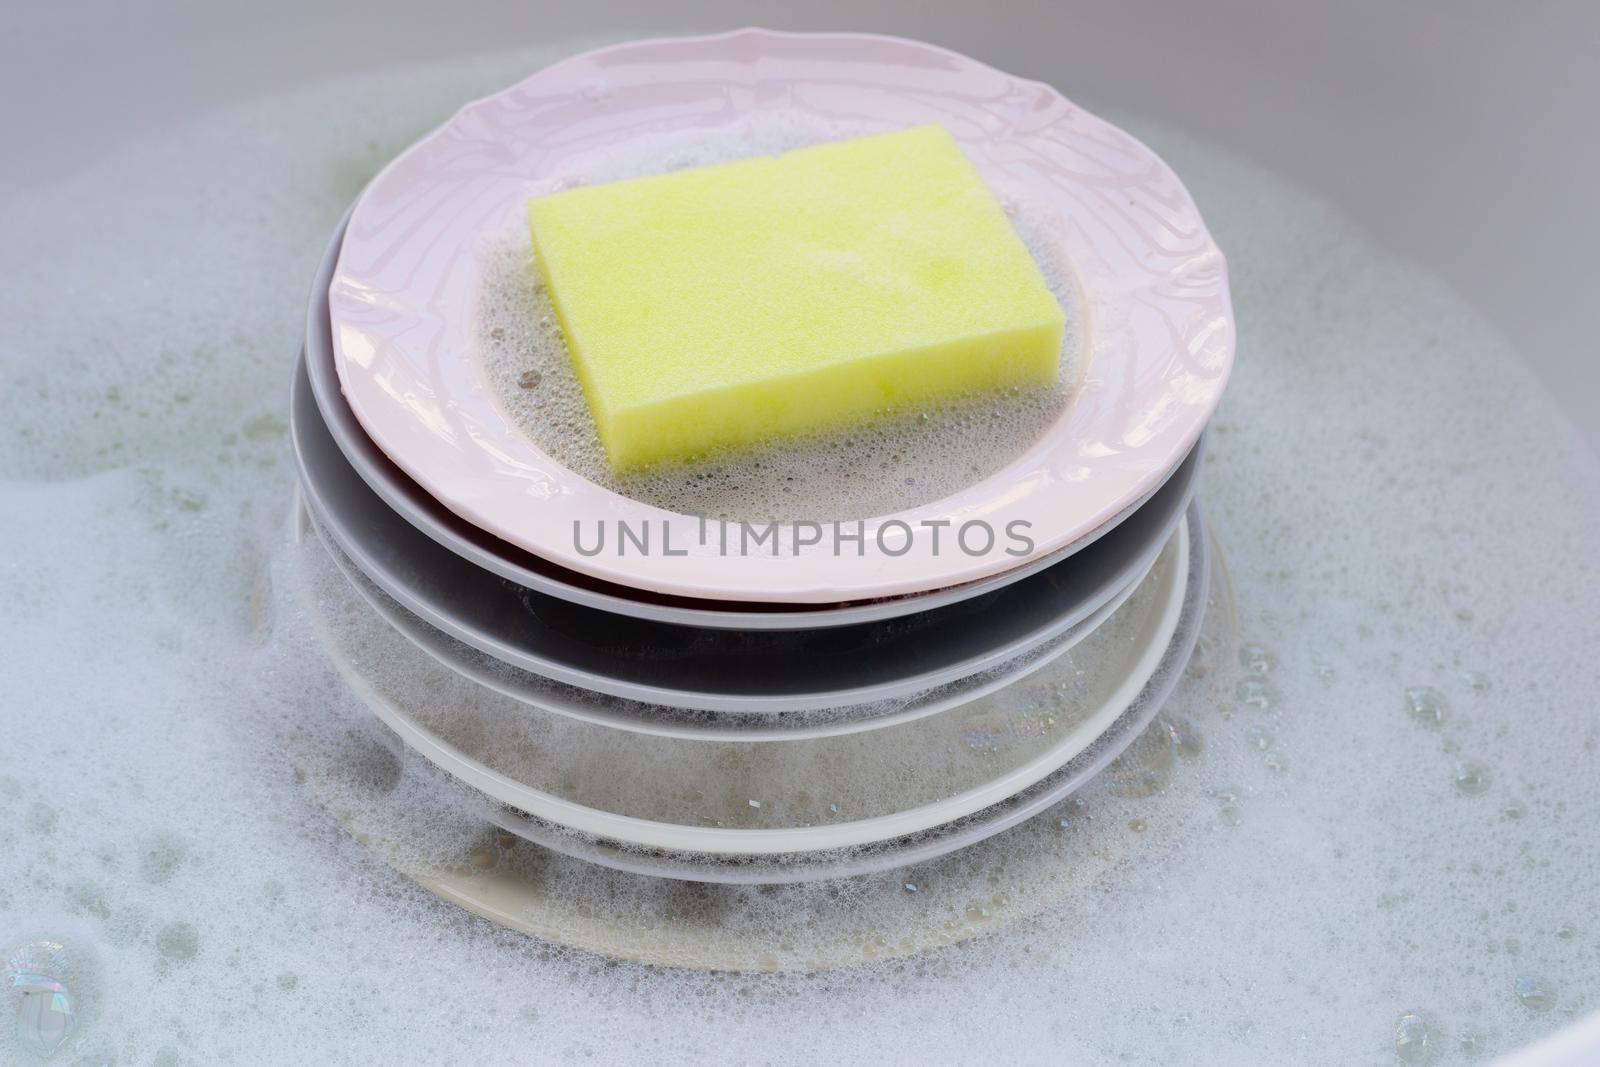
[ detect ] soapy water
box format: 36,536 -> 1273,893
478,111 -> 1083,521
2,40 -> 1599,1065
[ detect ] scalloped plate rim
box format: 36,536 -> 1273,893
329,27 -> 1233,603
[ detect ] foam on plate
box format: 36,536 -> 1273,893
1,41 -> 1599,1065
479,110 -> 1082,521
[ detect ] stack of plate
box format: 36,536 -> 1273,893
288,29 -> 1234,885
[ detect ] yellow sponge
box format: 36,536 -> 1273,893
527,124 -> 1065,472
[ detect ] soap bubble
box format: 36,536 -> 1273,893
1513,975 -> 1555,1012
1235,679 -> 1275,710
1237,642 -> 1277,675
1404,687 -> 1448,729
6,938 -> 90,1059
1393,1012 -> 1433,1064
1453,760 -> 1492,796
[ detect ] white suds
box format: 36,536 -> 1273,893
1,42 -> 1598,1066
478,112 -> 1082,521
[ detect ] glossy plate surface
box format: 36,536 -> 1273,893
307,212 -> 1193,630
291,354 -> 1199,713
314,542 -> 1148,742
295,505 -> 1198,857
329,28 -> 1233,603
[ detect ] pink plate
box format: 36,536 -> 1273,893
330,28 -> 1233,604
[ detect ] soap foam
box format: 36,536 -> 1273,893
1,41 -> 1598,1066
478,112 -> 1082,521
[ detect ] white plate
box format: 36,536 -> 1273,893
311,528 -> 1150,742
293,508 -> 1190,856
292,351 -> 1199,713
306,209 -> 1197,631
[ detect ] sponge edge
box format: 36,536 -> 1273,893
527,123 -> 1066,472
